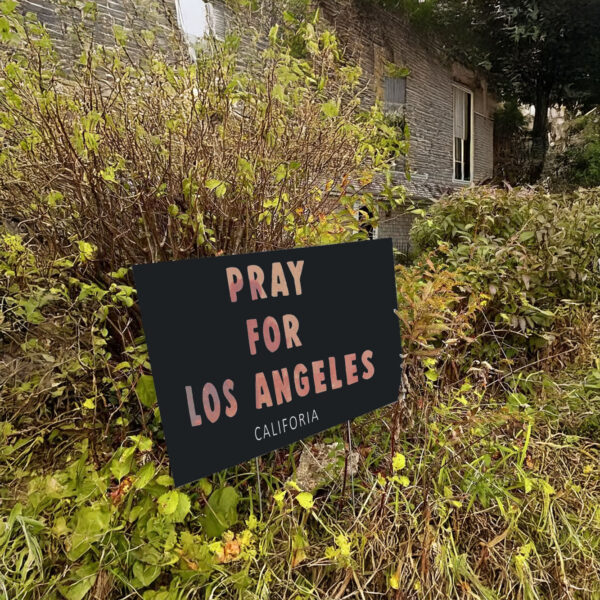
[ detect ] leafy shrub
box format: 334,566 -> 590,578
0,3 -> 410,598
558,108 -> 600,187
0,0 -> 407,491
0,3 -> 406,276
493,100 -> 531,184
411,186 -> 600,358
493,100 -> 527,139
395,259 -> 482,392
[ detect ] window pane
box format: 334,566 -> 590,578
453,86 -> 472,181
453,88 -> 466,139
463,138 -> 471,181
454,137 -> 462,161
384,76 -> 406,112
207,2 -> 226,40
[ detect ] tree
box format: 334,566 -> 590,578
380,0 -> 600,181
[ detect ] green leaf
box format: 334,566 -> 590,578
77,240 -> 96,262
274,164 -> 287,183
110,446 -> 135,480
199,486 -> 239,538
100,166 -> 116,182
59,562 -> 98,600
519,230 -> 535,242
133,561 -> 160,587
156,475 -> 174,487
205,179 -> 227,198
1,1 -> 18,15
169,491 -> 191,523
273,490 -> 286,507
198,478 -> 212,496
67,507 -> 110,560
136,374 -> 157,408
157,490 -> 179,515
113,24 -> 127,46
425,369 -> 438,382
82,398 -> 95,410
74,507 -> 111,537
237,157 -> 255,179
134,462 -> 155,490
321,100 -> 339,118
268,24 -> 279,44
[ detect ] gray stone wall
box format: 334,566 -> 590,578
19,0 -> 180,63
318,0 -> 495,199
377,211 -> 415,258
317,1 -> 495,250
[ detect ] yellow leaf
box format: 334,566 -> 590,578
273,490 -> 286,508
392,452 -> 406,471
245,514 -> 258,531
77,240 -> 96,262
296,492 -> 314,510
291,548 -> 307,567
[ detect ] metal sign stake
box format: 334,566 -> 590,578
255,456 -> 263,520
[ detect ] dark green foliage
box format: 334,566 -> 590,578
494,101 -> 526,140
199,487 -> 240,538
559,109 -> 600,188
493,101 -> 530,184
372,0 -> 600,181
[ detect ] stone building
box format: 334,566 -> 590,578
315,1 -> 495,250
18,0 -> 495,252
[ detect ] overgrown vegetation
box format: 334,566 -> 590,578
412,186 -> 600,359
0,2 -> 405,269
554,108 -> 600,189
493,101 -> 529,185
1,2 -> 599,599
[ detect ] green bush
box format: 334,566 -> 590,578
0,3 -> 409,597
411,186 -> 600,357
0,3 -> 406,275
560,110 -> 600,187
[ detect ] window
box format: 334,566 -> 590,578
175,0 -> 226,47
453,85 -> 473,182
383,76 -> 407,113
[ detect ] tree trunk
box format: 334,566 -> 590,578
529,89 -> 550,182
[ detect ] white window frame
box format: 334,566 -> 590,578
452,84 -> 474,184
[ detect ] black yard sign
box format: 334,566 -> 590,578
133,239 -> 402,487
